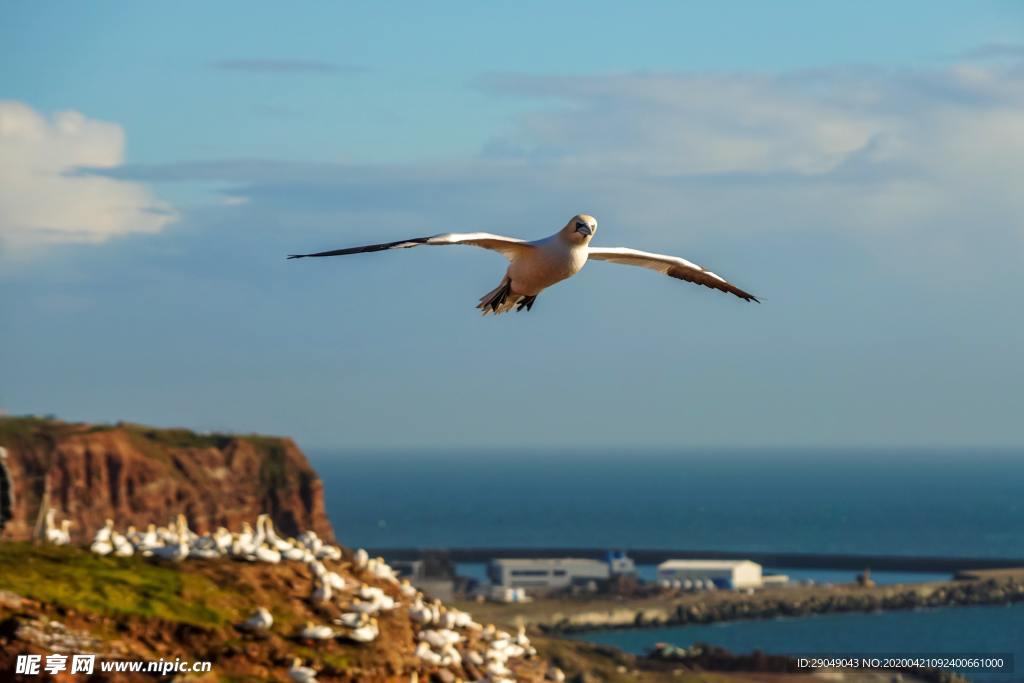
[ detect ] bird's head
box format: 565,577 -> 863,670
563,214 -> 597,244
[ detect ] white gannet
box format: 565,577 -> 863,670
45,510 -> 71,546
415,641 -> 444,667
111,532 -> 135,557
93,519 -> 113,543
299,620 -> 335,640
288,658 -> 318,683
346,617 -> 379,643
352,548 -> 369,571
324,569 -> 346,591
90,519 -> 115,556
254,543 -> 282,564
239,607 -> 274,632
399,579 -> 418,599
409,599 -> 434,625
315,544 -> 342,561
288,214 -> 758,314
282,544 -> 308,562
334,612 -> 366,629
419,628 -> 461,649
466,648 -> 485,667
546,666 -> 567,682
152,534 -> 190,562
214,527 -> 233,553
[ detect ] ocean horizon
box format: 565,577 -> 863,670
310,448 -> 1024,559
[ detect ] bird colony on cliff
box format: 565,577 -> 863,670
42,511 -> 563,683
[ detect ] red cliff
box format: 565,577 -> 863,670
0,417 -> 334,543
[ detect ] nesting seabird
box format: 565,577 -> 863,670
288,214 -> 758,314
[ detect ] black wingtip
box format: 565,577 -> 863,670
286,254 -> 304,260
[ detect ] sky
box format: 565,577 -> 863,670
1,2 -> 1023,451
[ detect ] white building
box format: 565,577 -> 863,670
489,558 -> 610,591
657,559 -> 763,589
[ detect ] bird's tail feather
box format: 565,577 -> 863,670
476,278 -> 525,316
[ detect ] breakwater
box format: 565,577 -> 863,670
373,546 -> 1024,572
536,576 -> 1024,633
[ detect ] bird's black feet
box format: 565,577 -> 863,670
516,295 -> 537,312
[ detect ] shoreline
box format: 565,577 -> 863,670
375,546 -> 1024,573
454,571 -> 1024,634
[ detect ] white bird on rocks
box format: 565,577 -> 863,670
282,544 -> 308,562
352,548 -> 369,571
111,532 -> 134,557
299,620 -> 335,640
487,659 -> 514,678
345,617 -> 379,643
214,527 -> 233,553
546,666 -> 567,682
90,520 -> 115,556
316,544 -> 342,561
415,641 -> 445,667
137,524 -> 159,552
358,585 -> 389,605
309,559 -> 346,590
288,658 -> 318,683
288,214 -> 759,314
349,598 -> 380,615
334,612 -> 366,629
151,534 -> 190,562
419,628 -> 462,649
409,599 -> 434,625
239,607 -> 273,633
254,543 -> 282,564
238,606 -> 274,634
45,510 -> 71,546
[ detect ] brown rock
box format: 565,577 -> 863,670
0,417 -> 334,542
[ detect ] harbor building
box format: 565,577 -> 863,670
489,557 -> 611,591
657,559 -> 763,589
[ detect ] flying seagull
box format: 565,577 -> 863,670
288,214 -> 758,314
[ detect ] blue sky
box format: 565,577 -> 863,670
2,2 -> 1023,450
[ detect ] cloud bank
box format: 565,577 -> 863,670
0,101 -> 175,252
90,61 -> 1024,254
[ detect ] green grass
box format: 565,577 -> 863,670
121,424 -> 235,450
0,543 -> 236,628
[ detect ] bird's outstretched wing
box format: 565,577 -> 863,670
288,233 -> 530,261
587,247 -> 758,302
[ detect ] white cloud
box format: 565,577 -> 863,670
478,63 -> 1024,253
0,101 -> 176,252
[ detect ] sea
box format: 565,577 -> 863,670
310,449 -> 1024,681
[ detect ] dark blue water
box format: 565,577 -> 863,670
310,449 -> 1024,558
572,604 -> 1024,682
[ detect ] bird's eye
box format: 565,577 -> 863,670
576,222 -> 584,229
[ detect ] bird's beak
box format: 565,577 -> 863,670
575,225 -> 592,236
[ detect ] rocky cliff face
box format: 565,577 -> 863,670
0,417 -> 334,543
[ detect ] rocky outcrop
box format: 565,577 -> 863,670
0,417 -> 334,543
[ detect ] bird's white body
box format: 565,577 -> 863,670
507,232 -> 589,296
288,659 -> 318,683
240,607 -> 274,632
300,621 -> 335,640
289,214 -> 758,312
